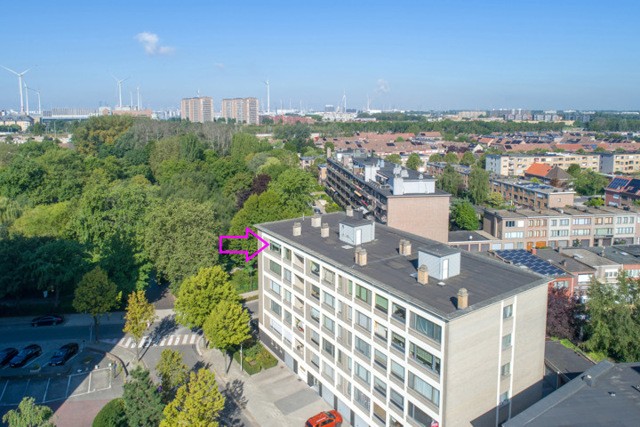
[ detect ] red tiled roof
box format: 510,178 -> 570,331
525,163 -> 553,177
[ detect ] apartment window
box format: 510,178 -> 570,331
374,349 -> 387,369
391,332 -> 405,352
270,280 -> 281,296
408,402 -> 434,427
269,260 -> 282,276
270,300 -> 282,316
572,229 -> 590,236
501,362 -> 511,377
323,316 -> 335,334
311,284 -> 320,300
337,350 -> 352,372
354,362 -> 371,384
617,227 -> 634,234
311,330 -> 320,345
355,284 -> 371,304
551,220 -> 557,226
502,333 -> 512,350
410,343 -> 441,375
374,376 -> 387,397
390,388 -> 404,410
554,280 -> 569,290
505,231 -> 524,239
505,220 -> 516,227
354,336 -> 371,358
373,403 -> 386,424
347,279 -> 353,296
356,311 -> 372,332
322,362 -> 334,380
323,268 -> 335,285
323,339 -> 335,358
283,268 -> 292,283
310,261 -> 320,277
375,295 -> 389,313
409,373 -> 440,407
284,247 -> 291,261
392,303 -> 406,323
573,218 -> 591,225
284,310 -> 292,325
391,360 -> 405,382
605,270 -> 618,279
411,314 -> 442,343
500,391 -> 510,405
374,322 -> 388,341
560,219 -> 570,226
284,289 -> 292,304
310,307 -> 320,323
551,229 -> 569,237
323,292 -> 335,308
311,353 -> 320,368
269,242 -> 281,255
503,304 -> 513,319
354,387 -> 370,411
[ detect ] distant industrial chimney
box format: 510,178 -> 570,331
355,248 -> 368,266
321,223 -> 329,238
293,222 -> 301,236
457,288 -> 469,309
311,215 -> 321,228
399,239 -> 412,256
346,206 -> 354,217
417,265 -> 429,285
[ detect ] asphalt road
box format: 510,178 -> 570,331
0,323 -> 126,345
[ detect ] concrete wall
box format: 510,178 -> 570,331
387,195 -> 450,243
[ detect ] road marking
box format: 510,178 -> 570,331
65,375 -> 72,398
118,337 -> 127,346
42,378 -> 51,403
88,371 -> 92,393
167,335 -> 175,345
0,380 -> 8,401
160,337 -> 167,346
190,334 -> 197,344
123,337 -> 132,348
138,336 -> 148,348
182,335 -> 189,345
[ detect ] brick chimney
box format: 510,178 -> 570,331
399,239 -> 412,256
417,264 -> 429,285
311,215 -> 321,227
293,222 -> 301,236
457,288 -> 469,309
321,223 -> 329,238
355,248 -> 368,266
346,206 -> 354,217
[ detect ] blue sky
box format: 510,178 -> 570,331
1,0 -> 638,111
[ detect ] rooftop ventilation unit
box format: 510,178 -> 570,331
339,219 -> 375,245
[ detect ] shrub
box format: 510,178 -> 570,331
93,398 -> 126,427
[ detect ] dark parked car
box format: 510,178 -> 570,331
9,344 -> 42,368
31,315 -> 64,327
0,348 -> 18,366
49,343 -> 79,366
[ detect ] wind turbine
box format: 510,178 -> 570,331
2,66 -> 31,114
111,74 -> 129,109
24,83 -> 29,115
26,86 -> 41,115
263,79 -> 270,114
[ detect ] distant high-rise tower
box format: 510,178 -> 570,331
181,96 -> 214,123
221,97 -> 259,125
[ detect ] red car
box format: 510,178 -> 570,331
306,410 -> 343,427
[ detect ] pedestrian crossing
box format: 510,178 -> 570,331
100,333 -> 200,349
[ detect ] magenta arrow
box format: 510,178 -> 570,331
219,227 -> 270,262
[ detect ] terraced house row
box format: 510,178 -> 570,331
256,211 -> 549,427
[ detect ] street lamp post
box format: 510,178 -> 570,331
240,342 -> 243,372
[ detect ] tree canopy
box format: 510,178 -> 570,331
2,396 -> 55,427
161,369 -> 225,427
122,366 -> 164,427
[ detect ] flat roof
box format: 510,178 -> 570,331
505,361 -> 640,427
545,340 -> 595,382
447,230 -> 492,243
257,213 -> 547,320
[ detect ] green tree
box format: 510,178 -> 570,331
573,170 -> 609,196
467,166 -> 490,205
73,267 -> 121,341
161,369 -> 225,427
93,398 -> 126,427
585,272 -> 640,362
2,397 -> 54,427
384,154 -> 402,165
451,200 -> 478,230
485,192 -> 505,208
0,156 -> 45,199
122,366 -> 164,427
428,153 -> 444,163
123,290 -> 156,360
269,168 -> 315,213
405,153 -> 423,170
437,164 -> 463,196
156,349 -> 189,403
175,266 -> 239,328
444,152 -> 459,164
460,151 -> 476,166
585,197 -> 604,207
203,300 -> 252,370
10,202 -> 73,238
567,163 -> 581,177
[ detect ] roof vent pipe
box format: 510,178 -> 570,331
311,215 -> 321,228
293,222 -> 301,236
399,239 -> 412,256
417,265 -> 429,285
321,223 -> 330,238
346,206 -> 354,217
355,248 -> 368,266
457,288 -> 469,309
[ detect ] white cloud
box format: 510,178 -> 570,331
376,78 -> 390,94
135,32 -> 174,55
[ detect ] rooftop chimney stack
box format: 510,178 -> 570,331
355,247 -> 368,266
399,239 -> 412,256
346,206 -> 354,217
321,223 -> 329,238
457,288 -> 469,309
311,215 -> 321,228
417,264 -> 429,285
293,222 -> 301,236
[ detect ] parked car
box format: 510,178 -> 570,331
31,315 -> 64,327
306,410 -> 343,427
9,344 -> 42,368
49,343 -> 79,366
0,348 -> 18,366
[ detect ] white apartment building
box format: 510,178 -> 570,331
180,96 -> 214,123
486,154 -> 600,177
221,97 -> 259,125
256,212 -> 549,427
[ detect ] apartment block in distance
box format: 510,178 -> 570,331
486,153 -> 600,177
256,212 -> 549,427
326,151 -> 450,243
221,97 -> 259,124
490,178 -> 575,210
180,96 -> 214,123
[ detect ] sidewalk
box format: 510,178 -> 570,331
197,339 -> 337,427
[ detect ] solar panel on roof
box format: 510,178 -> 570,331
495,249 -> 564,276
